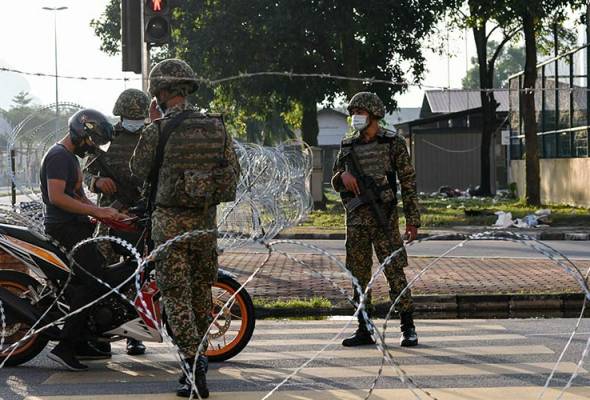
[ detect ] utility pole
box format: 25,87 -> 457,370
42,6 -> 68,134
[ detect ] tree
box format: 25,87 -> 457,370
93,0 -> 453,145
462,42 -> 525,89
499,0 -> 585,205
451,1 -> 521,196
4,91 -> 34,128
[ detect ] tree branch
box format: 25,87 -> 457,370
485,24 -> 501,42
488,26 -> 522,69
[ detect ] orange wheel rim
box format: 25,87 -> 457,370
206,281 -> 249,357
0,281 -> 38,358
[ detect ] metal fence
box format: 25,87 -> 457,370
509,45 -> 590,159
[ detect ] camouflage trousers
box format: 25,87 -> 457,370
152,207 -> 218,358
94,222 -> 144,265
94,222 -> 118,265
345,211 -> 414,314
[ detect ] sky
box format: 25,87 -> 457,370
0,1 -> 503,115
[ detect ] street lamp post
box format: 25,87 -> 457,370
42,6 -> 68,134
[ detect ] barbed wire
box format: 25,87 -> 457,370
3,65 -> 589,94
1,109 -> 590,399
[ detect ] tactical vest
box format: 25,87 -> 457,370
97,126 -> 143,207
155,112 -> 237,208
341,134 -> 397,204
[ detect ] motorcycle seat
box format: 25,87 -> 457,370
0,223 -> 67,259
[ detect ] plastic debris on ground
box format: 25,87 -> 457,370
492,209 -> 552,229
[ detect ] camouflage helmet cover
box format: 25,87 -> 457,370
347,92 -> 385,119
112,88 -> 150,119
148,58 -> 199,97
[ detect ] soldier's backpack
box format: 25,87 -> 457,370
148,110 -> 238,210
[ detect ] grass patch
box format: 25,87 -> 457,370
301,187 -> 590,229
253,296 -> 333,309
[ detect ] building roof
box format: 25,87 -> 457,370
423,89 -> 509,116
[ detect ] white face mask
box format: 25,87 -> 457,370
351,114 -> 369,131
121,119 -> 145,133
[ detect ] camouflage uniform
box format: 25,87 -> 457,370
83,89 -> 150,261
130,59 -> 240,359
332,92 -> 421,315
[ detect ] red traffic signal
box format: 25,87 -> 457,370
144,0 -> 170,45
148,0 -> 166,12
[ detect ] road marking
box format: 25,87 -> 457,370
26,387 -> 590,399
247,333 -> 527,346
254,318 -> 495,325
43,362 -> 584,385
251,324 -> 508,335
100,344 -> 553,363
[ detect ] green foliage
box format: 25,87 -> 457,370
90,0 -> 121,56
93,1 -> 453,145
253,297 -> 332,310
462,42 -> 525,88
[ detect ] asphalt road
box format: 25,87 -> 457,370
252,239 -> 590,260
1,318 -> 589,399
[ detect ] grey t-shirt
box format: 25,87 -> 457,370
40,144 -> 89,225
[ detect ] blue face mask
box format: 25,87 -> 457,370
121,119 -> 145,133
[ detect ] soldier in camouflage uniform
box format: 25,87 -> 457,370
130,59 -> 240,399
83,88 -> 150,357
332,92 -> 420,347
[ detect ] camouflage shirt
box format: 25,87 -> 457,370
83,123 -> 144,207
332,128 -> 420,227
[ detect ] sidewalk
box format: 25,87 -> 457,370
277,225 -> 590,241
220,250 -> 590,318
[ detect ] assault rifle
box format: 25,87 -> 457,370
85,148 -> 141,207
346,147 -> 395,247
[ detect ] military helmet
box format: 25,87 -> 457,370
68,109 -> 113,147
347,92 -> 385,119
112,88 -> 150,119
148,58 -> 199,97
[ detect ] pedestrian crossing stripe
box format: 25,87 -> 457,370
102,344 -> 554,363
249,324 -> 508,335
246,333 -> 527,346
42,362 -> 586,385
254,318 -> 496,325
23,387 -> 590,399
105,332 -> 528,350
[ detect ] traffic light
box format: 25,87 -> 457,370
144,0 -> 170,45
122,0 -> 142,73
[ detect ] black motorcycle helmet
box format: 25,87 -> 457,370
68,109 -> 114,149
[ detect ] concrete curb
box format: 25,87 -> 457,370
275,231 -> 590,241
255,292 -> 589,319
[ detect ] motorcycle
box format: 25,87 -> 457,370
0,216 -> 255,367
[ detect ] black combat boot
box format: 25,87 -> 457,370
176,355 -> 209,398
400,311 -> 418,347
342,313 -> 376,347
126,339 -> 146,356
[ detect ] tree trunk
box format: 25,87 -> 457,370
472,24 -> 495,196
522,10 -> 541,206
301,96 -> 319,146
